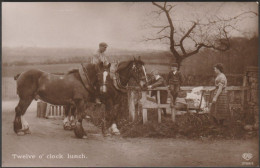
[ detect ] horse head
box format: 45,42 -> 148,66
128,56 -> 147,88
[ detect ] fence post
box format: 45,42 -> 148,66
128,89 -> 136,121
170,93 -> 176,122
157,90 -> 161,123
45,103 -> 50,118
141,91 -> 148,124
241,75 -> 247,106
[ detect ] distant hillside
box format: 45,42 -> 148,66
2,36 -> 258,76
2,47 -> 173,66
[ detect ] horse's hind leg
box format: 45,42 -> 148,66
63,105 -> 72,130
73,99 -> 87,139
14,97 -> 33,135
69,106 -> 77,129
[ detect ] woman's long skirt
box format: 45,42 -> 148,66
211,89 -> 230,120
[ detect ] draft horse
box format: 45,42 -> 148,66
100,57 -> 147,135
13,62 -> 110,138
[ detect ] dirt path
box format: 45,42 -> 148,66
2,100 -> 259,167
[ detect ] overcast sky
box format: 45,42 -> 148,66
2,2 -> 258,50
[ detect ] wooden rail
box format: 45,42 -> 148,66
37,101 -> 65,119
127,86 -> 248,124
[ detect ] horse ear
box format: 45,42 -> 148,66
133,56 -> 136,61
108,63 -> 111,69
138,56 -> 141,60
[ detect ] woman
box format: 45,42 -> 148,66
211,63 -> 229,126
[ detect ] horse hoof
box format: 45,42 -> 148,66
103,133 -> 112,137
24,128 -> 31,134
113,132 -> 120,136
70,123 -> 76,129
17,131 -> 26,136
74,123 -> 85,139
64,125 -> 72,130
63,122 -> 72,130
82,135 -> 88,139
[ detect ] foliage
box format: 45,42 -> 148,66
119,108 -> 258,140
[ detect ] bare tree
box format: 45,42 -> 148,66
144,2 -> 258,68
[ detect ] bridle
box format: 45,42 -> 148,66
114,62 -> 147,90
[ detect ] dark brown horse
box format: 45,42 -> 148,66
99,57 -> 147,135
14,62 -> 110,138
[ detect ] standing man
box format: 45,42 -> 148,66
167,63 -> 184,105
91,42 -> 110,104
91,42 -> 109,65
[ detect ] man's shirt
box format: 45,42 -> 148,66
91,49 -> 109,64
167,70 -> 183,85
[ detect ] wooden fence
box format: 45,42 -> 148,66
128,86 -> 248,124
37,101 -> 65,119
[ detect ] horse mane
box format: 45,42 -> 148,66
116,59 -> 144,73
66,64 -> 97,75
116,61 -> 132,72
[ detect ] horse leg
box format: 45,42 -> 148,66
101,100 -> 113,137
70,106 -> 77,129
63,105 -> 72,130
109,104 -> 120,135
73,99 -> 87,139
14,97 -> 33,135
105,100 -> 120,136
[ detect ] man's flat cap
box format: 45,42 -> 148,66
99,42 -> 108,47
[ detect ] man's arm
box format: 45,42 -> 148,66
179,72 -> 184,85
150,77 -> 165,88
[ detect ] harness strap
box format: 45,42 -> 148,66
110,62 -> 127,93
79,63 -> 95,93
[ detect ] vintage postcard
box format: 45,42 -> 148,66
1,2 -> 259,167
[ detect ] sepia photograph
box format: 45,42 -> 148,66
1,1 -> 259,167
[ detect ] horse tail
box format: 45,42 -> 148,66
14,73 -> 21,80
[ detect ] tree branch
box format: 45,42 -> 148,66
179,22 -> 197,55
152,2 -> 176,55
157,26 -> 170,34
144,36 -> 170,41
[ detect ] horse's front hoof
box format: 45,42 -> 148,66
63,122 -> 72,130
103,133 -> 112,137
74,123 -> 86,139
70,122 -> 77,129
113,132 -> 120,136
23,128 -> 31,134
108,126 -> 120,136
